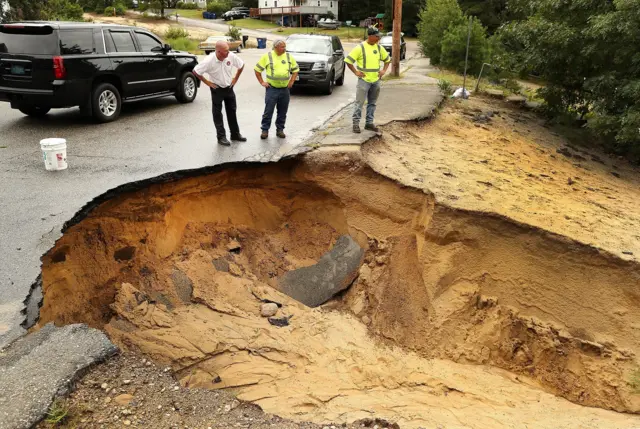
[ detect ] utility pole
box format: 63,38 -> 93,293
461,16 -> 472,99
391,0 -> 402,77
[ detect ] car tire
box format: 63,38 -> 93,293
176,71 -> 198,103
322,70 -> 335,95
92,83 -> 121,123
335,69 -> 345,86
401,50 -> 406,60
236,45 -> 241,53
19,106 -> 50,117
205,50 -> 211,55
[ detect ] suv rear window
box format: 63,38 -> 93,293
59,29 -> 94,55
0,25 -> 58,55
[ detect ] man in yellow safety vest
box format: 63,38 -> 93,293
344,27 -> 391,133
254,39 -> 299,140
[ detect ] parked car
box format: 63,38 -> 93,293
223,9 -> 249,20
380,32 -> 406,60
198,36 -> 242,54
286,34 -> 345,95
317,18 -> 341,30
0,22 -> 199,122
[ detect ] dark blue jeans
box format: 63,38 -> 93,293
261,86 -> 290,132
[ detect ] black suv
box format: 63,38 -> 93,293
286,34 -> 345,95
0,22 -> 200,122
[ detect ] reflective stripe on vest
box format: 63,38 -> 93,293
266,51 -> 292,81
357,42 -> 382,72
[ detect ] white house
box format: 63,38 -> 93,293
181,0 -> 207,8
258,0 -> 339,19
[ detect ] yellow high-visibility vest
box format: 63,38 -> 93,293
345,42 -> 390,83
255,51 -> 300,88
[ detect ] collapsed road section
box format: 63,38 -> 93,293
31,150 -> 640,428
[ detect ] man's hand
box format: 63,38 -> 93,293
230,78 -> 237,87
287,81 -> 294,89
378,70 -> 386,79
209,82 -> 218,89
261,81 -> 270,88
356,71 -> 365,78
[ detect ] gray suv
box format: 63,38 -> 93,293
286,34 -> 345,95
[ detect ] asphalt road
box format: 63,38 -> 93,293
0,48 -> 361,347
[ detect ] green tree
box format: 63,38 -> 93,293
458,0 -> 509,34
440,16 -> 487,74
417,0 -> 464,64
499,0 -> 640,161
6,0 -> 47,20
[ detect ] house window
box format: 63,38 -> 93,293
274,0 -> 277,5
330,1 -> 333,6
264,0 -> 267,5
317,0 -> 320,5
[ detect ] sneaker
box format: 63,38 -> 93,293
276,130 -> 286,138
231,134 -> 247,142
352,124 -> 361,134
364,123 -> 380,132
218,136 -> 231,146
260,131 -> 268,140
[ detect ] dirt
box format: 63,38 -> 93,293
36,352 -> 395,429
85,13 -> 218,41
32,96 -> 640,428
363,97 -> 640,262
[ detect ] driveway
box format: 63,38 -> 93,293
0,48 -> 358,347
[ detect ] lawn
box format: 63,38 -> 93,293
273,26 -> 366,40
173,9 -> 205,19
227,18 -> 280,29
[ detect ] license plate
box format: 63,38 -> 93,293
10,65 -> 25,75
295,75 -> 299,81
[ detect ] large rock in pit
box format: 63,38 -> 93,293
278,235 -> 364,307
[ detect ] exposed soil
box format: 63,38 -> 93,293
363,97 -> 640,262
36,352 -> 394,429
36,137 -> 640,429
85,13 -> 217,41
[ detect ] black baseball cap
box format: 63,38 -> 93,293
367,27 -> 381,37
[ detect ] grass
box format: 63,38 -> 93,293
273,26 -> 366,40
173,9 -> 206,20
166,37 -> 204,55
45,399 -> 69,426
427,68 -> 545,103
227,18 -> 280,29
629,368 -> 640,393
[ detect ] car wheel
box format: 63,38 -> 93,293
322,71 -> 335,95
205,50 -> 211,55
176,71 -> 198,103
401,49 -> 406,60
19,106 -> 51,117
92,83 -> 121,123
335,69 -> 345,86
236,45 -> 241,53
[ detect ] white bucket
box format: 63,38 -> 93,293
40,138 -> 67,171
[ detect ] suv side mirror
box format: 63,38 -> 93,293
334,49 -> 343,55
151,46 -> 163,53
163,44 -> 172,53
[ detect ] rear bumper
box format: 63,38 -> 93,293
0,79 -> 89,109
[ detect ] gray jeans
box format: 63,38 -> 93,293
353,78 -> 381,125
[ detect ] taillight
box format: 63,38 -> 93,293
53,56 -> 66,79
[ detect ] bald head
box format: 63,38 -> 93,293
215,40 -> 230,60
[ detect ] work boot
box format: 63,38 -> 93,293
231,134 -> 247,142
218,136 -> 231,146
364,123 -> 380,133
352,124 -> 361,134
260,131 -> 268,140
276,129 -> 286,138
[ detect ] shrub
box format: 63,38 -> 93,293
139,2 -> 149,11
177,2 -> 200,9
104,4 -> 125,16
417,0 -> 464,65
226,23 -> 241,41
439,17 -> 488,75
438,79 -> 453,96
207,0 -> 231,15
165,37 -> 199,53
164,26 -> 190,39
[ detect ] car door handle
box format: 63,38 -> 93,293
112,59 -> 123,64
